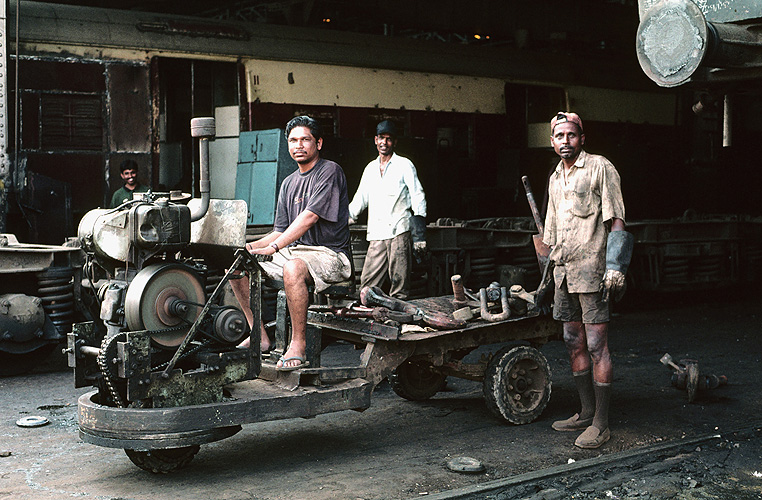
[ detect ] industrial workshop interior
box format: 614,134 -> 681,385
1,1 -> 761,499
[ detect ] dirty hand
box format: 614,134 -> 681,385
245,241 -> 276,256
601,269 -> 626,303
413,241 -> 427,252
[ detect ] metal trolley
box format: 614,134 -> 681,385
73,251 -> 559,473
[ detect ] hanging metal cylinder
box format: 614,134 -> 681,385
636,0 -> 762,87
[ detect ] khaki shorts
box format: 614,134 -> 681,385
260,245 -> 352,293
553,279 -> 610,324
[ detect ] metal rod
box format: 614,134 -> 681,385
723,94 -> 732,147
79,345 -> 101,357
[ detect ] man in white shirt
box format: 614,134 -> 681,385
348,120 -> 427,299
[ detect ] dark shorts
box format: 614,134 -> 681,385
553,279 -> 610,324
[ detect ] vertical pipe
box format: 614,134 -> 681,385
189,117 -> 213,222
190,61 -> 196,198
723,94 -> 732,148
150,56 -> 161,190
0,0 -> 10,232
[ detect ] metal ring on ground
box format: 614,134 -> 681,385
446,456 -> 485,473
16,416 -> 50,427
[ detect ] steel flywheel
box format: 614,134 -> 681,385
124,264 -> 205,347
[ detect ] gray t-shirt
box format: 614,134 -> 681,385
274,159 -> 351,258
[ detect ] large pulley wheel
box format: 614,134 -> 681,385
483,345 -> 551,425
390,359 -> 447,401
124,264 -> 205,347
124,446 -> 200,474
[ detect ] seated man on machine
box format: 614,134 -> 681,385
230,116 -> 352,371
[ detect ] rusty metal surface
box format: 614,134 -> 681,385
637,0 -> 762,87
78,377 -> 373,448
307,310 -> 400,340
627,215 -> 759,291
359,340 -> 416,386
107,63 -> 151,153
189,199 -> 247,248
639,0 -> 762,23
0,233 -> 82,273
427,225 -> 532,251
80,422 -> 242,451
313,293 -> 559,359
145,355 -> 253,408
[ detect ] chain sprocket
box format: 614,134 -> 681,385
96,325 -> 205,408
97,331 -> 127,408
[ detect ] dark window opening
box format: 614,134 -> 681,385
39,94 -> 104,151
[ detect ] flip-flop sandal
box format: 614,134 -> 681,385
276,356 -> 309,372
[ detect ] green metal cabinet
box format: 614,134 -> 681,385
235,129 -> 297,225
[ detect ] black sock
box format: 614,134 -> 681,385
573,369 -> 595,420
592,381 -> 611,431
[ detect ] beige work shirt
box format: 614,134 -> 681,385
543,150 -> 625,293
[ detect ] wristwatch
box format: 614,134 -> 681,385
270,242 -> 279,252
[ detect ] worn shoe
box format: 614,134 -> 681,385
551,413 -> 593,432
574,425 -> 611,449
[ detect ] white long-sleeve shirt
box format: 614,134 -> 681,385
349,153 -> 426,241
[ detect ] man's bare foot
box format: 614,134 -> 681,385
236,330 -> 271,352
276,346 -> 307,370
261,335 -> 272,353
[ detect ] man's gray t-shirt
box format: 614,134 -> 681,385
274,159 -> 351,259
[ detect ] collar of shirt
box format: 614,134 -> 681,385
376,153 -> 396,176
554,149 -> 588,176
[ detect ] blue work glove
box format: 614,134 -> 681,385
601,231 -> 634,302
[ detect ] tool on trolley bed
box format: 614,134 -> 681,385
68,118 -> 561,473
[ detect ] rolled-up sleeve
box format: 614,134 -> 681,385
599,160 -> 626,225
543,175 -> 558,248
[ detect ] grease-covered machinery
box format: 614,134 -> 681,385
68,118 -> 261,462
70,118 -> 561,475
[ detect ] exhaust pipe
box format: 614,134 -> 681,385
189,117 -> 215,222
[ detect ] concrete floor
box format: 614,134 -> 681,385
1,289 -> 760,500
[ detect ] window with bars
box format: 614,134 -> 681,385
39,94 -> 104,151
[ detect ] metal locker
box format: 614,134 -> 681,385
235,129 -> 297,225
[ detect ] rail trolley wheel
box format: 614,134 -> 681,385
390,360 -> 447,401
483,345 -> 551,424
124,446 -> 200,474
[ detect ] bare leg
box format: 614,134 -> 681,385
584,322 -> 612,384
278,258 -> 313,369
228,272 -> 271,351
563,321 -> 591,373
